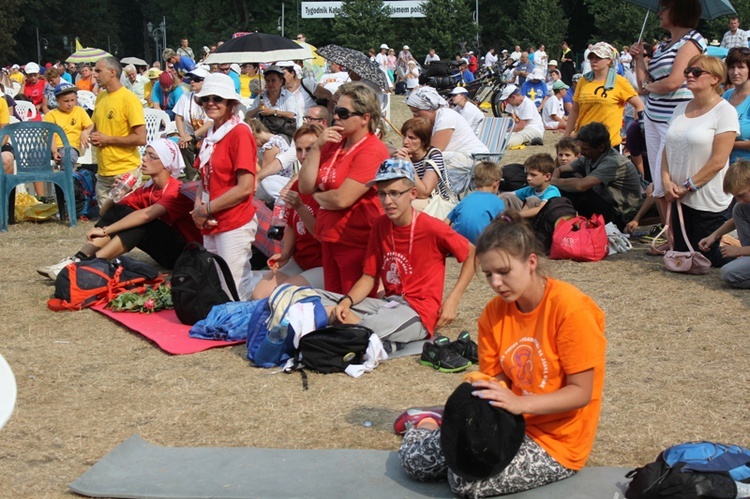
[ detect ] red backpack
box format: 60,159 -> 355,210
48,257 -> 162,311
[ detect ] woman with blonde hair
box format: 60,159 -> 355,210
662,54 -> 739,266
298,81 -> 389,294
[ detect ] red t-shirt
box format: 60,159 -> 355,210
119,179 -> 201,243
24,80 -> 46,107
200,124 -> 257,235
314,133 -> 388,248
285,181 -> 322,270
362,212 -> 470,335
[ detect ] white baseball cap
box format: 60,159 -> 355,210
498,84 -> 519,101
380,43 -> 389,50
403,45 -> 410,50
450,87 -> 468,95
25,62 -> 40,74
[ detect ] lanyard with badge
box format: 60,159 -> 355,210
318,134 -> 368,191
388,209 -> 418,297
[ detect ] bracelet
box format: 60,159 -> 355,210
683,177 -> 699,193
102,226 -> 107,236
337,294 -> 353,306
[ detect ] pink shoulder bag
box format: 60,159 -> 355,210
652,200 -> 711,275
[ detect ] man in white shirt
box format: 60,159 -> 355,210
533,44 -> 548,73
319,61 -> 350,94
449,87 -> 484,136
376,44 -> 389,71
424,48 -> 440,65
484,48 -> 498,68
510,45 -> 522,62
721,16 -> 749,49
497,84 -> 544,147
122,64 -> 149,106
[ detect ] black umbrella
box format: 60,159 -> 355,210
204,33 -> 311,64
316,44 -> 389,90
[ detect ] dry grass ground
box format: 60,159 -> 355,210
1,96 -> 749,497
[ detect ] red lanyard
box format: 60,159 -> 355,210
318,134 -> 369,190
389,210 -> 418,293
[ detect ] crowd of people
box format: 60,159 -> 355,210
6,3 -> 750,494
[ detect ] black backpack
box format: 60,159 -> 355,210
171,243 -> 240,325
286,325 -> 374,389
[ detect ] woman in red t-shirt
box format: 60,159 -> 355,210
36,139 -> 198,280
191,73 -> 258,299
298,82 -> 389,294
398,211 -> 606,496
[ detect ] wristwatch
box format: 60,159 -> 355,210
274,109 -> 278,117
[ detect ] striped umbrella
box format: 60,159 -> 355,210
66,47 -> 112,64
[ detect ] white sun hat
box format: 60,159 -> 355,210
194,73 -> 242,102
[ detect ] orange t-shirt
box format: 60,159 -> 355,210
477,278 -> 606,470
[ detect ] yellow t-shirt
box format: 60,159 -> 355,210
477,278 -> 607,471
9,73 -> 23,85
239,74 -> 252,99
572,74 -> 637,147
43,106 -> 93,149
92,87 -> 145,176
0,98 -> 9,126
144,81 -> 154,105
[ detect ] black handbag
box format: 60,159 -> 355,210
259,114 -> 297,140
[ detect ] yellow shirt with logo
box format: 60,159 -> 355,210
92,87 -> 145,176
0,98 -> 9,125
9,73 -> 23,85
239,74 -> 252,99
43,106 -> 93,150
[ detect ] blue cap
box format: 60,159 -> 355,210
367,158 -> 416,187
54,82 -> 78,97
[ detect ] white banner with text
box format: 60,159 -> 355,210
301,1 -> 426,18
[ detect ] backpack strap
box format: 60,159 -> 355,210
300,78 -> 317,101
211,253 -> 240,301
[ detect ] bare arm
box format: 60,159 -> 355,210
313,178 -> 370,210
431,128 -> 453,151
87,203 -> 168,241
642,42 -> 701,95
519,200 -> 548,218
256,146 -> 281,181
299,126 -> 344,194
551,174 -> 601,192
435,243 -> 476,330
564,101 -> 579,137
90,124 -> 147,148
330,274 -> 376,323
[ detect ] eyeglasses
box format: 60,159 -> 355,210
334,107 -> 363,120
377,187 -> 412,201
191,77 -> 205,83
683,67 -> 710,78
199,95 -> 225,104
303,115 -> 327,123
143,152 -> 160,161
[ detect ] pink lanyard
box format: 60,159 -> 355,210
318,134 -> 369,190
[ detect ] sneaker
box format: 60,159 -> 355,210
393,406 -> 444,435
36,256 -> 79,280
449,330 -> 479,364
420,336 -> 471,373
530,137 -> 544,146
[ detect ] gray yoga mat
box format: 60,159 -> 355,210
69,434 -> 630,499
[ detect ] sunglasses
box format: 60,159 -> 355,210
683,67 -> 710,78
219,67 -> 231,72
199,95 -> 225,104
191,77 -> 205,83
334,107 -> 363,120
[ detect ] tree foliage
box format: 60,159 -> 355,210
515,0 -> 567,52
333,0 -> 393,51
418,0 -> 478,59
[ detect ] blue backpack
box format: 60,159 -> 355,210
72,168 -> 99,220
625,441 -> 750,498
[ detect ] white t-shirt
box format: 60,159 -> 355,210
275,141 -> 298,175
665,100 -> 739,212
172,91 -> 207,135
433,107 -> 489,154
424,54 -> 441,65
375,52 -> 388,69
620,51 -> 633,70
510,51 -> 522,62
533,50 -> 548,72
319,71 -> 350,94
484,51 -> 498,68
506,96 -> 545,137
458,101 -> 485,135
542,94 -> 564,129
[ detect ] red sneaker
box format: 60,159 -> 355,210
393,406 -> 444,435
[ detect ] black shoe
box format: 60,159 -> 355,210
530,137 -> 544,146
449,330 -> 478,364
420,336 -> 471,373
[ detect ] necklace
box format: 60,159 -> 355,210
388,210 -> 418,294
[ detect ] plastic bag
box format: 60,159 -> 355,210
14,192 -> 58,221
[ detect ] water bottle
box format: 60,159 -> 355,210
109,173 -> 137,201
268,198 -> 287,241
254,319 -> 290,367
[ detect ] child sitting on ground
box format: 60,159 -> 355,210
396,213 -> 607,496
555,136 -> 580,168
444,161 -> 505,244
699,159 -> 750,288
245,117 -> 291,202
42,84 -> 93,165
499,153 -> 560,219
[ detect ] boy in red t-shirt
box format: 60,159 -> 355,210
322,158 -> 476,347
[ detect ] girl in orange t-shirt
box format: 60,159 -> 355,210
398,211 -> 606,496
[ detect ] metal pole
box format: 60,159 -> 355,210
36,27 -> 41,64
281,3 -> 285,38
163,16 -> 167,52
297,0 -> 300,34
475,0 -> 480,48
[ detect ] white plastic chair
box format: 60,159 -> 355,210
142,109 -> 171,155
0,354 -> 16,430
472,117 -> 515,163
76,90 -> 97,111
9,81 -> 21,97
14,101 -> 37,122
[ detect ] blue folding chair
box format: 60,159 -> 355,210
472,117 -> 516,163
0,122 -> 77,231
